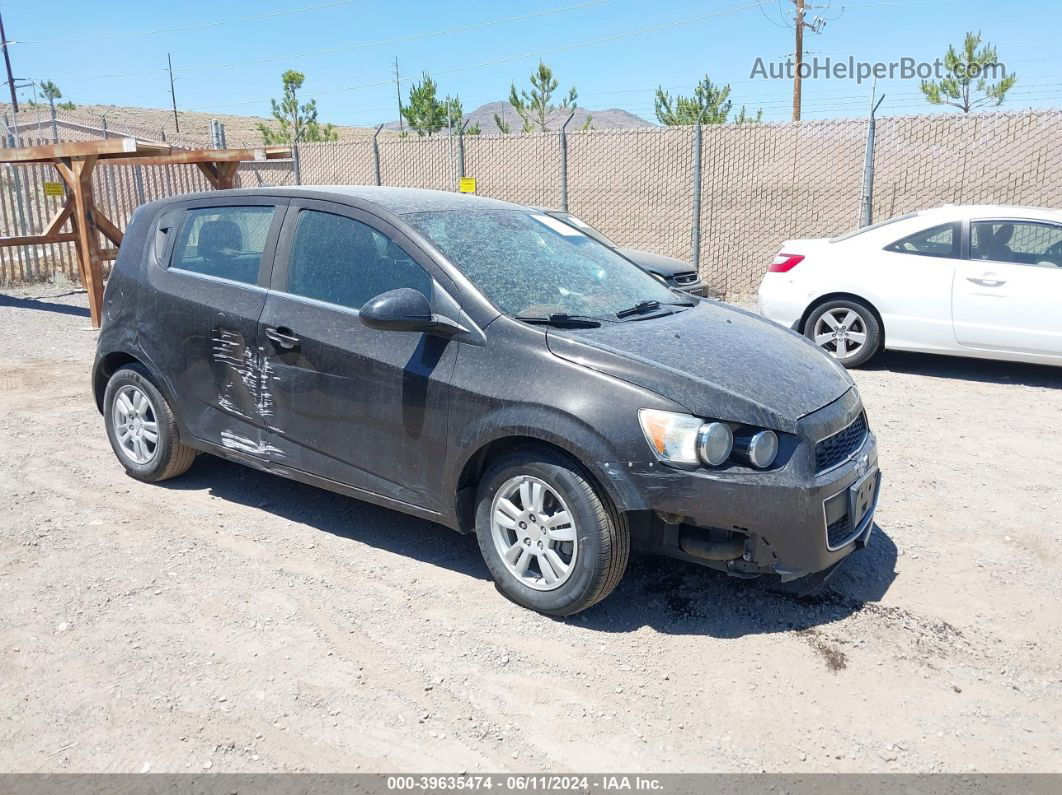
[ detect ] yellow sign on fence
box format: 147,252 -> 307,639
459,177 -> 477,194
42,181 -> 65,197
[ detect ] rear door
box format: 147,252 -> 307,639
953,219 -> 1062,355
258,198 -> 459,511
141,196 -> 286,454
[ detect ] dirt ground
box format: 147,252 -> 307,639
1,287 -> 1060,774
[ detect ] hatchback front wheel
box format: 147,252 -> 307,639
475,449 -> 629,616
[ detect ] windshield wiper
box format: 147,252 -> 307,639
514,313 -> 602,328
616,300 -> 661,318
616,298 -> 698,319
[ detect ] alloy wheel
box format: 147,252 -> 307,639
490,475 -> 578,591
813,308 -> 868,360
112,384 -> 160,465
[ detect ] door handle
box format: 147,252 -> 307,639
266,326 -> 300,349
967,274 -> 1006,287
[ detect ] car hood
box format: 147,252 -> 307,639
616,247 -> 695,277
545,301 -> 854,432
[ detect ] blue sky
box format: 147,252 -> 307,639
1,0 -> 1055,127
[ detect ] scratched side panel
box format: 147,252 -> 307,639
259,292 -> 458,511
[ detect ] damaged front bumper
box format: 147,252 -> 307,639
601,391 -> 880,584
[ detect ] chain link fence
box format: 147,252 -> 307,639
3,109 -> 1062,296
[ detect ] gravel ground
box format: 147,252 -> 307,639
1,287 -> 1061,773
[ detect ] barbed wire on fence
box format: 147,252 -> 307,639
3,108 -> 1061,297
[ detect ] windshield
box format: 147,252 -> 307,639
405,209 -> 679,319
550,212 -> 618,248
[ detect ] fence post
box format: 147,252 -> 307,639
49,101 -> 58,142
859,93 -> 885,227
456,119 -> 469,184
559,110 -> 575,211
372,124 -> 383,186
690,123 -> 702,270
292,141 -> 302,185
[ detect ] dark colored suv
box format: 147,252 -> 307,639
93,187 -> 879,616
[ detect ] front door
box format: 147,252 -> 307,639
259,200 -> 458,512
875,221 -> 963,350
141,198 -> 286,454
953,220 -> 1062,356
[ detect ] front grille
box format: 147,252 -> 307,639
826,515 -> 854,548
815,413 -> 868,473
671,272 -> 699,285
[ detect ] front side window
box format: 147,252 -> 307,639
404,209 -> 677,318
885,223 -> 958,258
971,221 -> 1062,267
285,210 -> 432,310
171,206 -> 275,285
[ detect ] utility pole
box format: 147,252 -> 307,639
792,0 -> 805,121
785,0 -> 830,122
393,56 -> 403,132
168,53 -> 180,132
0,9 -> 18,112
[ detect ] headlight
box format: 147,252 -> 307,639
638,409 -> 702,466
732,429 -> 779,469
639,411 -> 735,468
697,422 -> 734,466
639,410 -> 778,469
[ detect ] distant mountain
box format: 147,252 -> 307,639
383,101 -> 654,134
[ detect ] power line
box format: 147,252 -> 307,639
11,0 -> 355,45
189,1 -> 762,111
50,0 -> 610,82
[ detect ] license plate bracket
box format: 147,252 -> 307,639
848,468 -> 879,530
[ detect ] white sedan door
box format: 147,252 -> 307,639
953,220 -> 1062,356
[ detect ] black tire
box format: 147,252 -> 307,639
103,364 -> 196,482
803,298 -> 882,368
474,448 -> 629,617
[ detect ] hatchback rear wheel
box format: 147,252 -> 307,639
804,299 -> 881,368
104,365 -> 196,482
475,448 -> 629,616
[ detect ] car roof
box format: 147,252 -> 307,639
914,204 -> 1062,221
152,185 -> 527,215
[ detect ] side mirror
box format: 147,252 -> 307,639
359,288 -> 466,337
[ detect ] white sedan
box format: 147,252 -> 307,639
757,205 -> 1062,368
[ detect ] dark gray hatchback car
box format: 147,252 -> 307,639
93,186 -> 879,616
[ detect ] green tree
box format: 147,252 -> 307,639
256,70 -> 338,145
921,32 -> 1017,112
39,80 -> 63,141
654,76 -> 732,125
493,113 -> 512,134
401,72 -> 447,136
733,105 -> 763,125
507,61 -> 577,133
40,80 -> 62,105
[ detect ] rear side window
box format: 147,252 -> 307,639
171,206 -> 275,285
285,210 -> 431,310
885,223 -> 959,258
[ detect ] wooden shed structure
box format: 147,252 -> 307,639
0,138 -> 291,326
